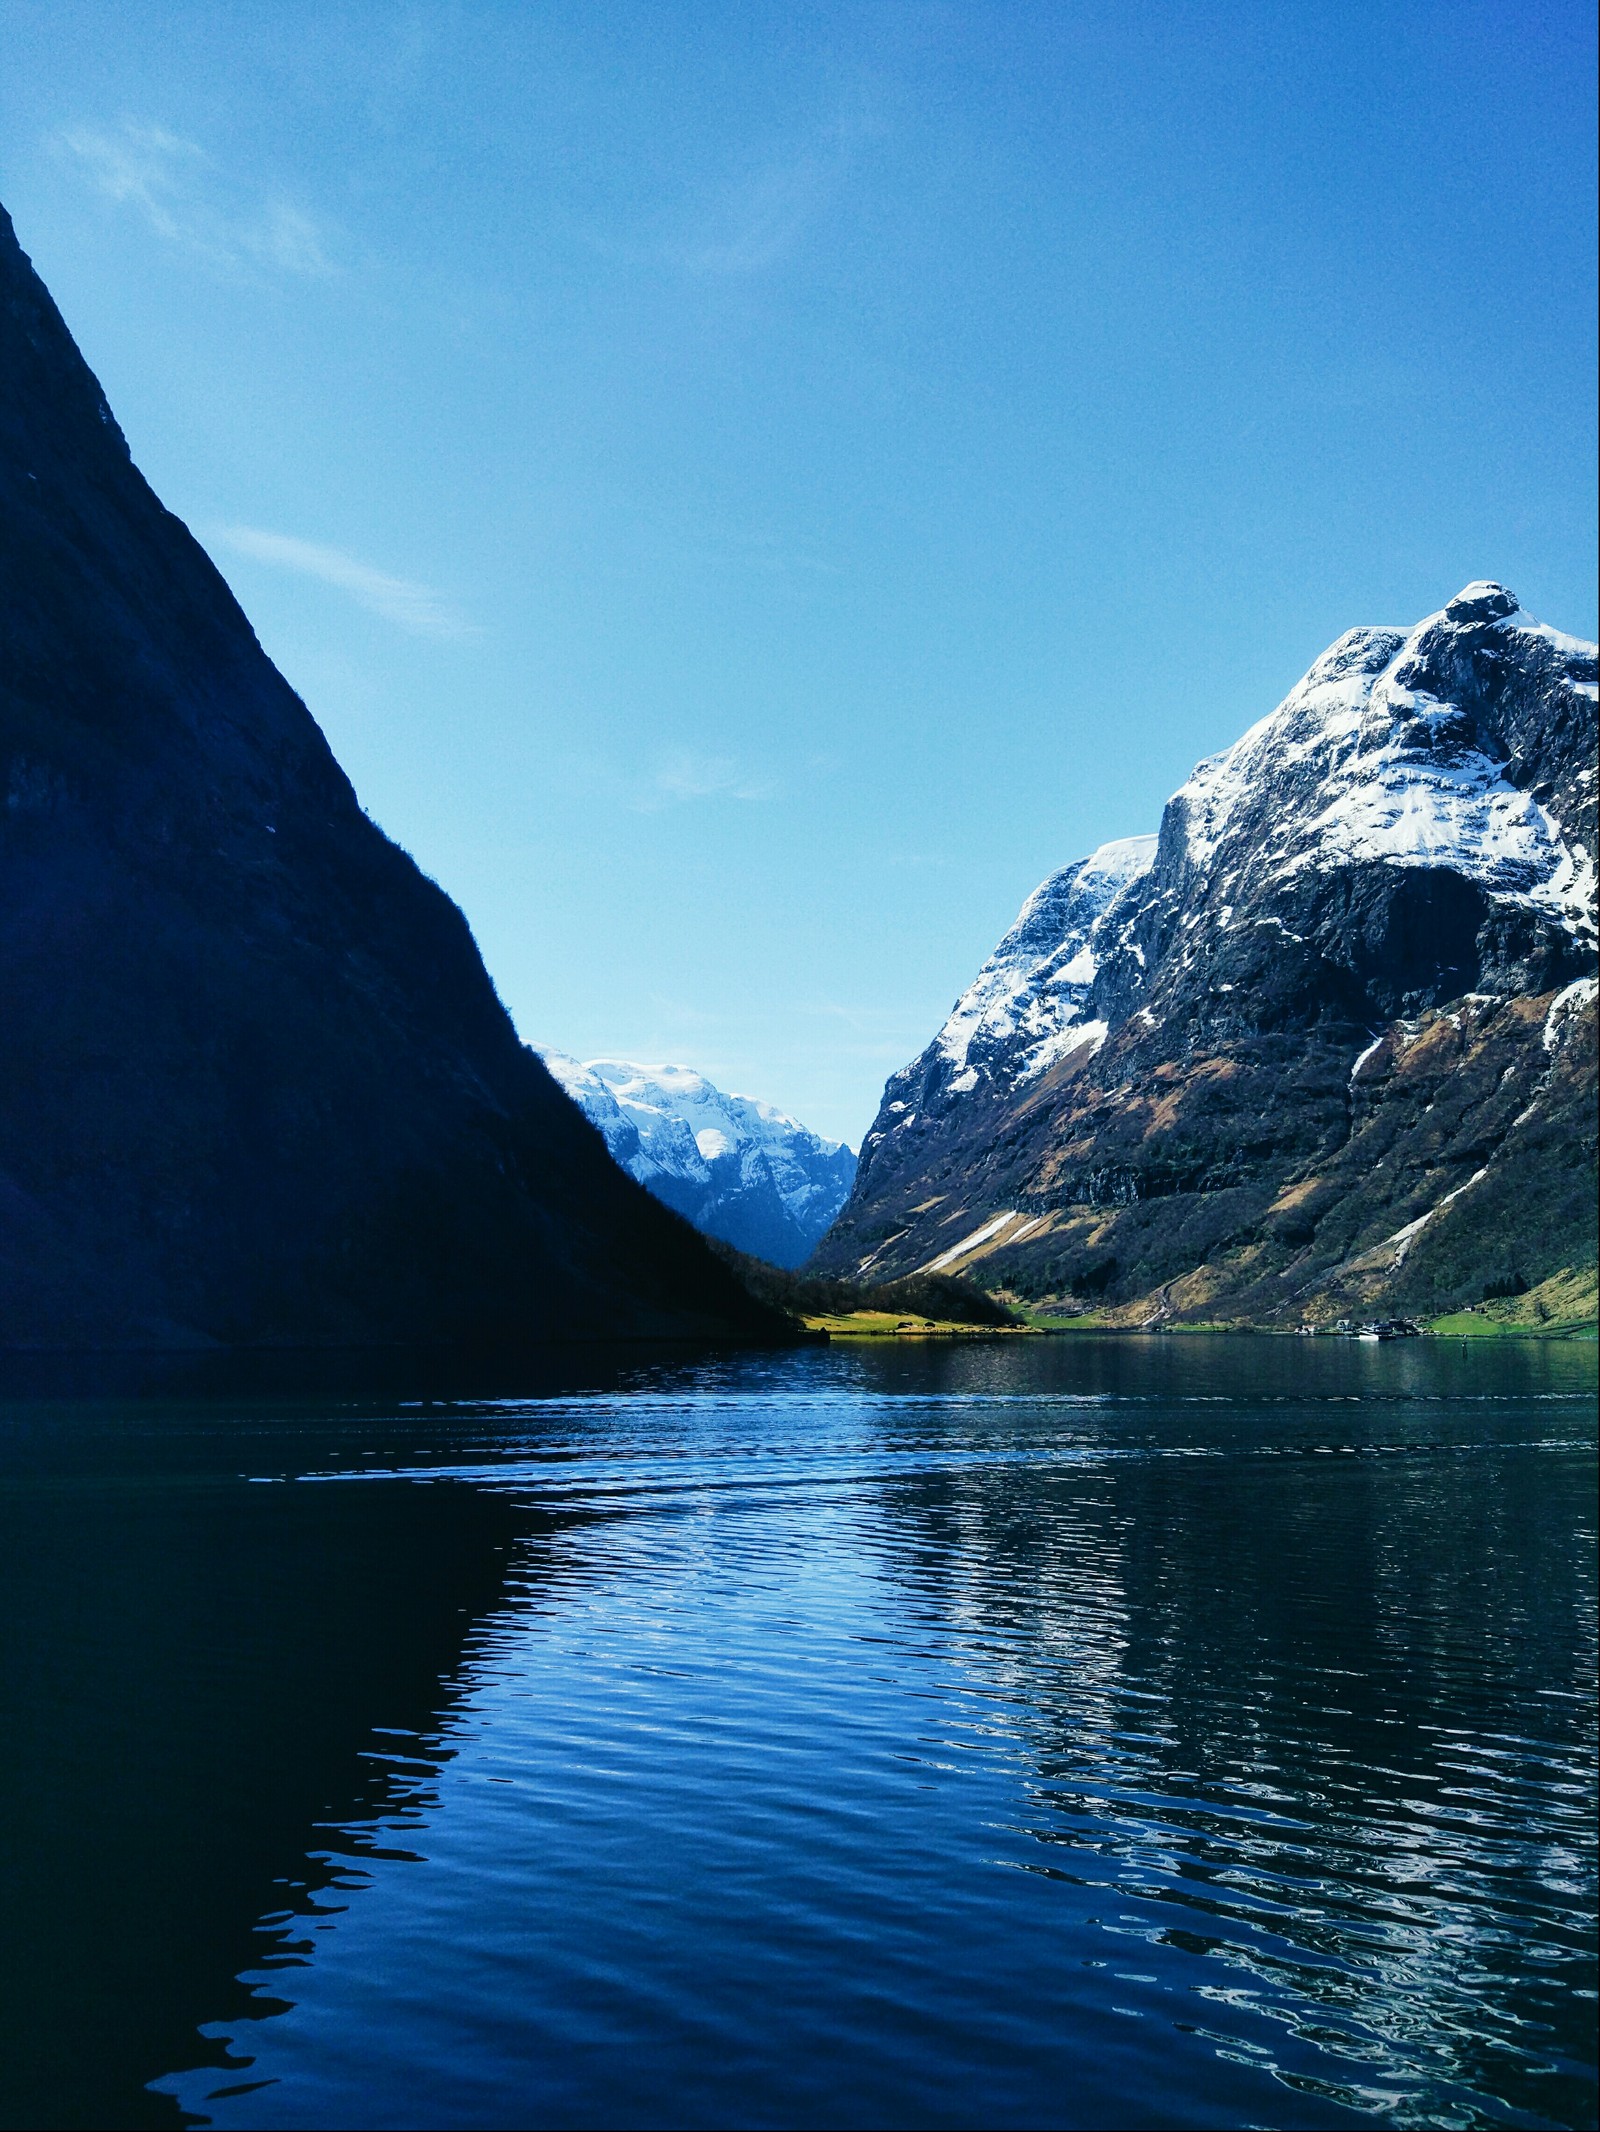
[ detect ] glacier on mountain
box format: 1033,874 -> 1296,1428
537,1052 -> 856,1268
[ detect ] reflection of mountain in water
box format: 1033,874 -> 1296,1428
0,1413 -> 551,2129
852,1350 -> 1595,2125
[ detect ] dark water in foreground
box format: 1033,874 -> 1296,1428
0,1337 -> 1594,2131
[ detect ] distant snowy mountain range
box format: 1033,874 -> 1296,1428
817,582 -> 1598,1325
537,1053 -> 856,1268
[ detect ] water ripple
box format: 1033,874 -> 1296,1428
131,1342 -> 1597,2130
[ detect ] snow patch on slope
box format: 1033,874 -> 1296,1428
925,1210 -> 1018,1272
1171,628 -> 1405,874
931,834 -> 1156,1089
1543,976 -> 1598,1051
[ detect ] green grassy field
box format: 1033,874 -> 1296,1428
1428,1264 -> 1598,1339
802,1311 -> 1041,1338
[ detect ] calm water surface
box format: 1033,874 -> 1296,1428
1,1337 -> 1594,2129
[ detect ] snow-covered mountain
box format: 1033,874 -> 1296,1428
817,584 -> 1598,1324
538,1054 -> 856,1268
919,834 -> 1157,1098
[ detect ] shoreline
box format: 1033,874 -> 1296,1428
806,1313 -> 1597,1341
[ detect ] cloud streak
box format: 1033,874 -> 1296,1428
210,525 -> 474,640
635,751 -> 772,810
678,152 -> 837,275
59,121 -> 334,277
589,95 -> 882,279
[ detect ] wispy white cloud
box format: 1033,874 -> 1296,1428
209,525 -> 474,640
59,121 -> 335,278
678,152 -> 837,275
634,751 -> 772,811
591,95 -> 882,279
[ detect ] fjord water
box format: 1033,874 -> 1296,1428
1,1340 -> 1594,2131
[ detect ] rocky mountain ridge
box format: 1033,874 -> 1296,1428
539,1052 -> 855,1268
813,585 -> 1597,1324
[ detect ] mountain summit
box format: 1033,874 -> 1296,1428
539,1053 -> 855,1268
815,587 -> 1597,1323
0,203 -> 779,1349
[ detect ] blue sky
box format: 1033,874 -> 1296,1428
3,1 -> 1595,1145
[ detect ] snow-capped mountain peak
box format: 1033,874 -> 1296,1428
537,1051 -> 855,1268
1167,586 -> 1595,942
860,584 -> 1596,1162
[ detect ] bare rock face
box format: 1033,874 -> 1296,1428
814,588 -> 1597,1323
0,203 -> 781,1350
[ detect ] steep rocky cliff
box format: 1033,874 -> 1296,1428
814,586 -> 1597,1324
0,204 -> 780,1350
539,1053 -> 855,1268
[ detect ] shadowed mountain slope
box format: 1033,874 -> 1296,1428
814,587 -> 1598,1325
0,204 -> 782,1350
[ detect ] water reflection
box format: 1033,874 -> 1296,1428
861,1388 -> 1596,2124
0,1403 -> 548,2129
1,1339 -> 1593,2130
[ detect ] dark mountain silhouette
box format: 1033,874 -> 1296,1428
0,203 -> 783,1350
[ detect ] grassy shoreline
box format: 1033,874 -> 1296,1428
804,1310 -> 1596,1340
748,1248 -> 1596,1342
819,1307 -> 1597,1340
801,1310 -> 1043,1338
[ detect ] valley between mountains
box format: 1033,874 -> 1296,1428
536,1054 -> 855,1270
1,187 -> 1592,1347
